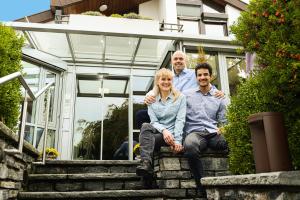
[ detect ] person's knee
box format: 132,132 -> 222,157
140,123 -> 154,134
217,140 -> 228,151
183,138 -> 199,156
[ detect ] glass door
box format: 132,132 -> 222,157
73,74 -> 129,160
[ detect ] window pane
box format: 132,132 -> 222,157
103,79 -> 127,94
26,101 -> 37,123
42,72 -> 56,122
36,128 -> 55,151
24,125 -> 35,144
22,61 -> 40,93
205,24 -> 225,37
73,97 -> 102,160
21,61 -> 39,124
179,20 -> 199,34
226,57 -> 246,95
177,4 -> 201,17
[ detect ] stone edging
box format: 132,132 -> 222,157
202,170 -> 300,186
0,121 -> 39,158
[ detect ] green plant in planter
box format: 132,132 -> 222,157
225,0 -> 300,174
46,148 -> 59,159
110,14 -> 123,18
81,11 -> 104,16
123,12 -> 152,20
0,23 -> 24,130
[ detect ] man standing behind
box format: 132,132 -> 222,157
183,63 -> 228,194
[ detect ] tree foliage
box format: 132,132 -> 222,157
0,23 -> 24,130
225,0 -> 300,174
75,102 -> 146,160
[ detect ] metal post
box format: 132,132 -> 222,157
128,70 -> 133,161
18,90 -> 28,153
99,75 -> 104,160
42,88 -> 52,164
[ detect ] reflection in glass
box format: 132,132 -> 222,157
36,128 -> 55,151
25,101 -> 36,123
73,96 -> 129,160
24,125 -> 35,144
226,57 -> 246,95
42,72 -> 56,122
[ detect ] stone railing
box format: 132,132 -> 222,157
0,122 -> 39,200
154,146 -> 229,199
202,170 -> 300,200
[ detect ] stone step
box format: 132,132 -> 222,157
18,189 -> 205,199
26,173 -> 144,191
32,160 -> 139,174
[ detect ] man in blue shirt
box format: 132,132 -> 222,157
182,62 -> 228,195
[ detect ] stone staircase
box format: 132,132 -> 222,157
18,160 -> 204,200
18,147 -> 229,199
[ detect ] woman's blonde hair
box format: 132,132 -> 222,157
153,68 -> 180,102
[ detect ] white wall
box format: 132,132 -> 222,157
159,0 -> 177,24
139,0 -> 160,20
139,0 -> 177,24
226,4 -> 242,38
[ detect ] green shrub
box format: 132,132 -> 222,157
110,14 -> 123,18
123,12 -> 152,20
226,0 -> 300,174
0,23 -> 24,130
81,11 -> 104,16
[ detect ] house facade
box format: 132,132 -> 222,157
6,0 -> 248,160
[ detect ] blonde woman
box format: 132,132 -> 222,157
136,68 -> 186,182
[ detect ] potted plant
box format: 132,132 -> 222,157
45,148 -> 59,160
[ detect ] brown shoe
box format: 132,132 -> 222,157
136,160 -> 153,177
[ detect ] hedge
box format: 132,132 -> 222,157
225,0 -> 300,174
0,23 -> 24,130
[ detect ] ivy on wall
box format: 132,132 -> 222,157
225,0 -> 300,174
0,23 -> 24,130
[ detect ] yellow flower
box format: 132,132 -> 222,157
45,148 -> 59,158
133,143 -> 140,155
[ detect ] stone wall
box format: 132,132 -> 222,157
0,122 -> 39,200
202,170 -> 300,200
154,146 -> 229,199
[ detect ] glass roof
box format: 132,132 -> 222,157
7,21 -> 237,95
27,30 -> 172,68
